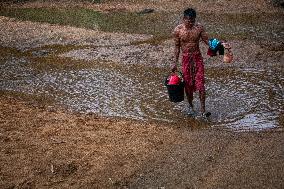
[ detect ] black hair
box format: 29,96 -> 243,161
183,8 -> 196,18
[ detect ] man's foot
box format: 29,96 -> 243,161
202,112 -> 211,118
196,112 -> 211,121
187,106 -> 196,116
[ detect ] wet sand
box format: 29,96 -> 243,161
0,0 -> 284,188
0,14 -> 283,130
1,94 -> 284,188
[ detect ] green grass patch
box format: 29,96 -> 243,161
0,7 -> 283,43
0,7 -> 177,38
99,11 -> 177,37
0,8 -> 100,29
200,12 -> 284,26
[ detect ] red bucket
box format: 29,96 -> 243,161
164,72 -> 184,102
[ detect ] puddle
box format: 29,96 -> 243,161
206,67 -> 283,131
0,51 -> 283,132
0,8 -> 283,131
216,112 -> 280,132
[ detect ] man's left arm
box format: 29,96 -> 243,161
200,25 -> 209,46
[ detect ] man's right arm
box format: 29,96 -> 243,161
172,27 -> 181,72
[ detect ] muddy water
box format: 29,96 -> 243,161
0,9 -> 283,131
206,67 -> 283,131
0,48 -> 283,131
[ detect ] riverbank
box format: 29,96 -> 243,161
1,93 -> 284,188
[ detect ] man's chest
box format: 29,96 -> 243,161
179,28 -> 201,42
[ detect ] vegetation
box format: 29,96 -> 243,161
0,8 -> 176,37
0,7 -> 283,43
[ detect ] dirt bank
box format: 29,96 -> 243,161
1,94 -> 284,189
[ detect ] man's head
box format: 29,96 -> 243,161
183,8 -> 196,28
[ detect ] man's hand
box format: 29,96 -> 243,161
222,42 -> 231,49
171,63 -> 177,72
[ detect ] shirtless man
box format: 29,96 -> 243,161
172,8 -> 210,118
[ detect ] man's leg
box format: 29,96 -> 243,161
185,87 -> 195,116
194,55 -> 210,118
199,90 -> 205,113
186,90 -> 194,108
199,90 -> 211,118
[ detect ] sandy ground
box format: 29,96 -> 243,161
1,93 -> 284,189
0,0 -> 284,188
0,16 -> 150,51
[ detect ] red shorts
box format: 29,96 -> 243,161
182,51 -> 205,94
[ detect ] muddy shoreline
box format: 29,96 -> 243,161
0,13 -> 283,130
1,93 -> 284,188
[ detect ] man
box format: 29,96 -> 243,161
172,8 -> 210,118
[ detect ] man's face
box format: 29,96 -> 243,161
183,16 -> 195,28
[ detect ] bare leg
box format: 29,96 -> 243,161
199,91 -> 205,113
185,90 -> 194,108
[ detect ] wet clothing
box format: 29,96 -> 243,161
207,38 -> 224,56
209,38 -> 220,50
173,23 -> 208,94
182,51 -> 205,94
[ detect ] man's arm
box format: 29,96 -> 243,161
172,27 -> 181,72
200,25 -> 209,46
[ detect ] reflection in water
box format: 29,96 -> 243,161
0,56 -> 283,131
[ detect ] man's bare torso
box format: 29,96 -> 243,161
174,23 -> 208,53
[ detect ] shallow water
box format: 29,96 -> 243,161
0,9 -> 283,131
0,53 -> 283,131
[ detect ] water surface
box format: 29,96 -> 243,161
0,8 -> 283,131
0,53 -> 283,131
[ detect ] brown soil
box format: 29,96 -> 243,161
0,1 -> 284,188
1,92 -> 284,189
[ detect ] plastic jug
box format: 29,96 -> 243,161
224,50 -> 233,63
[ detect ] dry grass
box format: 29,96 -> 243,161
2,0 -> 282,13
